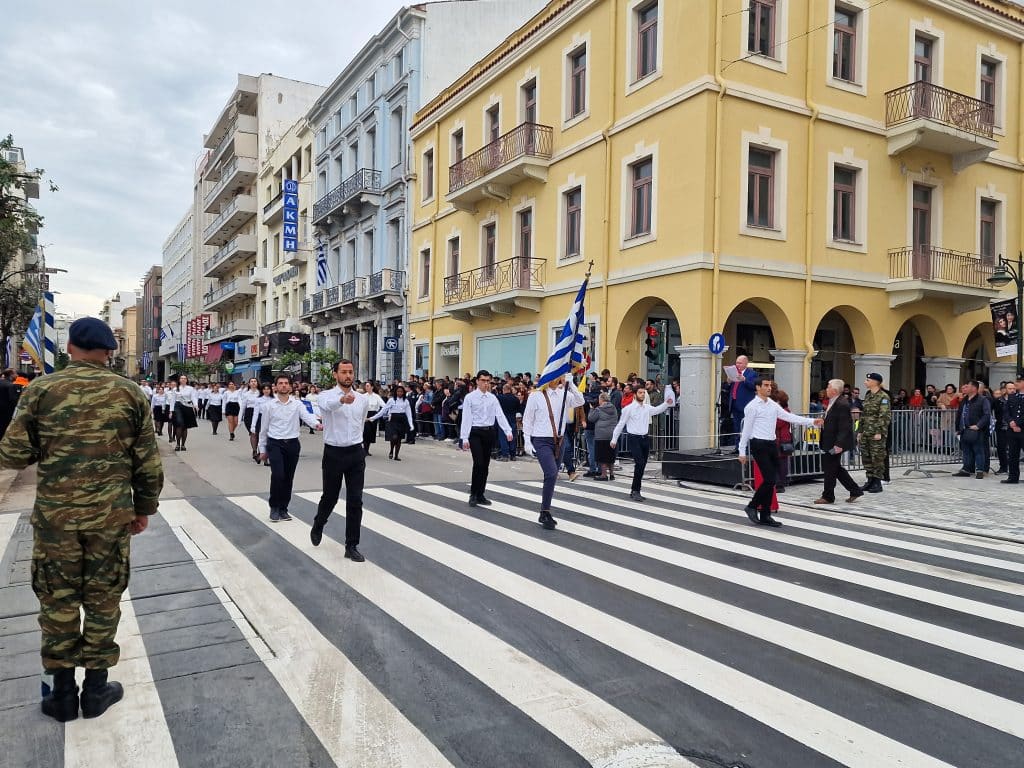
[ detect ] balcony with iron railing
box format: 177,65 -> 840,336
886,245 -> 998,313
203,277 -> 257,312
368,268 -> 405,296
262,190 -> 284,224
884,81 -> 997,171
206,318 -> 259,342
312,169 -> 382,225
202,194 -> 257,246
442,256 -> 545,321
202,234 -> 258,278
203,155 -> 258,214
447,122 -> 553,212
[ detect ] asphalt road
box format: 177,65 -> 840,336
2,426 -> 1023,767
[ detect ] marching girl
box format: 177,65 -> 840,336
368,384 -> 415,461
197,383 -> 210,419
251,382 -> 274,465
173,374 -> 200,451
206,383 -> 224,435
165,381 -> 178,444
242,377 -> 261,461
223,381 -> 242,441
362,380 -> 385,456
151,385 -> 168,436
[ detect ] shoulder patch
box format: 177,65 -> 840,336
881,398 -> 889,404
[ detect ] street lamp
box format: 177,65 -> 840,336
987,250 -> 1024,376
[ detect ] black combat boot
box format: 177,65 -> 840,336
41,668 -> 79,722
80,668 -> 123,718
865,478 -> 884,493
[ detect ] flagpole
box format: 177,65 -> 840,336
554,261 -> 593,447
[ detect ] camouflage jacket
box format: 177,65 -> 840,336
859,388 -> 892,435
0,361 -> 163,531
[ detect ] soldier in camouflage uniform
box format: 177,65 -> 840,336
858,372 -> 891,493
0,318 -> 163,722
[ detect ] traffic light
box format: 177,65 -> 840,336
644,325 -> 658,360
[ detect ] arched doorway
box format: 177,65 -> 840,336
890,314 -> 949,392
612,297 -> 682,382
810,307 -> 870,397
722,298 -> 795,377
962,323 -> 995,383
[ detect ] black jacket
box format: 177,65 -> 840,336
820,395 -> 856,453
1006,392 -> 1024,429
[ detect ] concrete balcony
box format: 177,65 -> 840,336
442,257 -> 545,321
206,114 -> 258,171
203,234 -> 258,278
283,249 -> 308,268
202,195 -> 257,247
262,191 -> 284,224
887,246 -> 999,314
311,169 -> 382,226
203,278 -> 257,313
302,284 -> 349,325
362,268 -> 405,309
204,76 -> 258,150
205,318 -> 259,343
248,266 -> 270,286
203,156 -> 258,214
447,123 -> 552,213
884,82 -> 997,172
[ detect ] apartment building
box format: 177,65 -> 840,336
200,73 -> 323,358
302,0 -> 548,381
159,206 -> 195,371
140,265 -> 162,379
408,0 -> 1024,444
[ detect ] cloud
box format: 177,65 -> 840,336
1,0 -> 407,317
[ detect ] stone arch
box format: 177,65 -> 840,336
722,295 -> 797,351
812,304 -> 876,354
890,313 -> 953,392
962,321 -> 996,383
611,295 -> 684,380
809,305 -> 874,398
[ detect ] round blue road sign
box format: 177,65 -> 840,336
708,333 -> 726,355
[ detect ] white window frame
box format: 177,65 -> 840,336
619,141 -> 659,250
517,68 -> 541,125
561,33 -> 592,129
826,0 -> 869,96
417,246 -> 431,300
904,170 -> 943,251
449,120 -> 466,166
739,129 -> 788,242
626,0 -> 664,94
976,44 -> 1007,133
739,0 -> 789,74
908,20 -> 944,87
556,174 -> 587,265
826,150 -> 868,253
975,183 -> 1006,263
420,144 -> 435,204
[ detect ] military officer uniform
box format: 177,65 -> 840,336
858,372 -> 891,493
0,318 -> 163,722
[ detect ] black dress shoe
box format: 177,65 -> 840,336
344,546 -> 365,562
476,496 -> 493,506
629,491 -> 646,502
310,520 -> 325,546
468,495 -> 478,507
760,516 -> 783,527
1001,479 -> 1019,484
744,505 -> 759,524
538,511 -> 557,530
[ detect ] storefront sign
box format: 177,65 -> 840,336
273,265 -> 300,286
234,338 -> 255,362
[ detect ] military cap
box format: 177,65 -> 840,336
866,372 -> 883,383
69,317 -> 118,351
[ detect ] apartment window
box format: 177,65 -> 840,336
387,219 -> 401,270
422,149 -> 434,200
451,128 -> 464,164
833,166 -> 857,242
366,74 -> 376,101
389,109 -> 403,168
272,296 -> 279,319
980,199 -> 998,263
334,157 -> 343,186
980,58 -> 998,110
316,129 -> 326,154
363,231 -> 374,274
833,7 -> 857,82
447,237 -> 461,278
564,187 -> 582,258
518,209 -> 533,260
747,148 -> 775,229
629,158 -> 653,238
914,35 -> 933,82
393,50 -> 404,82
349,94 -> 359,119
365,128 -> 376,169
418,248 -> 431,299
486,105 -> 501,142
748,0 -> 776,57
261,238 -> 269,269
636,2 -> 659,80
483,223 -> 497,280
522,79 -> 538,124
273,233 -> 281,266
569,47 -> 587,119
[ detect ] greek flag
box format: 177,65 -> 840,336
141,351 -> 151,371
22,292 -> 55,374
4,336 -> 12,368
177,343 -> 187,361
536,277 -> 588,389
315,239 -> 329,288
160,324 -> 174,341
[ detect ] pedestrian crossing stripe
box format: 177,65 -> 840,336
7,481 -> 1023,768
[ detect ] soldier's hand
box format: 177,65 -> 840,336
873,434 -> 882,441
129,515 -> 149,535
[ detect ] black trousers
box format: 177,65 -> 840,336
821,450 -> 860,501
469,426 -> 495,498
266,437 -> 300,512
996,429 -> 1008,472
628,434 -> 649,492
749,438 -> 779,513
316,444 -> 366,546
1007,430 -> 1022,482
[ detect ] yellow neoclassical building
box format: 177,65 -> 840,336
408,0 -> 1024,443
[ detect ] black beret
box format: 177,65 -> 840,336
69,317 -> 118,351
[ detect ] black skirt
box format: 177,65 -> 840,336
225,402 -> 241,417
173,403 -> 198,430
243,406 -> 255,433
364,411 -> 379,444
596,440 -> 616,465
153,406 -> 166,423
385,413 -> 408,442
207,404 -> 223,423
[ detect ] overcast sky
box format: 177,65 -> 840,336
2,0 -> 409,318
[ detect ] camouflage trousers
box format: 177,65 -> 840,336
859,432 -> 888,480
31,525 -> 131,671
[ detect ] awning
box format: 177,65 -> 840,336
205,344 -> 224,364
230,362 -> 266,377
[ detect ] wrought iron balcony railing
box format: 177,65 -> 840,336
312,169 -> 382,223
449,122 -> 553,193
885,81 -> 994,138
888,246 -> 995,289
341,277 -> 367,303
443,257 -> 545,305
326,285 -> 340,306
368,268 -> 405,294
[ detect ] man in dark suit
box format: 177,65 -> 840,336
814,378 -> 864,504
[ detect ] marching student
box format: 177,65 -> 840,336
242,378 -> 262,460
362,381 -> 384,455
368,384 -> 415,460
258,374 -> 323,522
196,383 -> 210,420
151,385 -> 168,436
610,383 -> 676,502
251,382 -> 274,465
459,370 -> 514,507
164,381 -> 177,444
172,375 -> 199,452
223,381 -> 242,441
206,383 -> 224,435
311,359 -> 369,561
522,374 -> 586,530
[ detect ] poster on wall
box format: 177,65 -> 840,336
991,298 -> 1019,359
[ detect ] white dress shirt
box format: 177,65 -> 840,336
176,385 -> 198,408
141,385 -> 153,401
165,389 -> 177,408
319,386 -> 369,447
611,391 -> 676,444
207,391 -> 224,406
522,381 -> 586,439
459,389 -> 514,442
370,398 -> 415,430
151,394 -> 166,409
258,396 -> 321,453
224,389 -> 241,404
738,396 -> 815,455
242,390 -> 261,409
197,387 -> 209,401
364,392 -> 385,412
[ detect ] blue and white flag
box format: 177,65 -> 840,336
536,277 -> 588,389
160,324 -> 174,341
4,336 -> 12,368
22,292 -> 55,374
315,239 -> 329,288
177,343 -> 187,361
